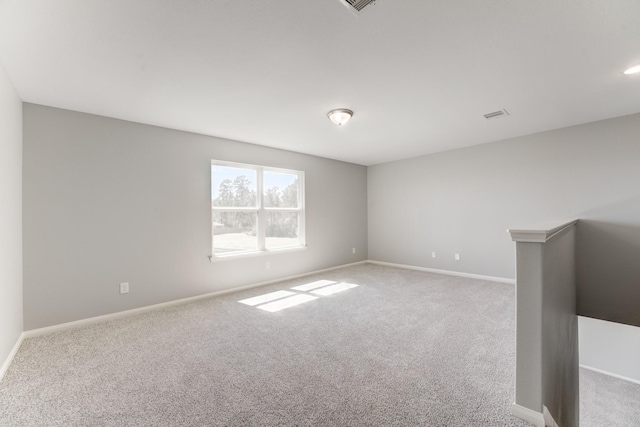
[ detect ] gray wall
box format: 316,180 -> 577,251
513,225 -> 578,426
368,113 -> 640,327
23,104 -> 368,330
513,243 -> 543,414
0,65 -> 23,366
540,226 -> 578,427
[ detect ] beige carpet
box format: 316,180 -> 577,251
1,264 -> 636,426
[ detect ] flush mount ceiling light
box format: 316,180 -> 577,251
624,64 -> 640,75
328,109 -> 353,126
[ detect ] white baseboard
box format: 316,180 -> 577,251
511,403 -> 545,427
578,316 -> 640,384
24,260 -> 368,338
0,332 -> 25,383
543,406 -> 559,427
580,364 -> 640,386
367,260 -> 515,284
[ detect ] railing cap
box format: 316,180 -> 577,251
508,219 -> 578,243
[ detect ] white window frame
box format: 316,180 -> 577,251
211,160 -> 306,258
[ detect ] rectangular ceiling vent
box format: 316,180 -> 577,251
483,109 -> 510,120
343,0 -> 377,13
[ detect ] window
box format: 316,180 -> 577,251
211,161 -> 305,257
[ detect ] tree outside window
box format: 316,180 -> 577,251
212,162 -> 304,256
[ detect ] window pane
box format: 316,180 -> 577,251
213,211 -> 257,254
265,212 -> 299,249
263,171 -> 298,208
212,165 -> 257,208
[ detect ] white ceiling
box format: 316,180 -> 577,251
1,0 -> 639,165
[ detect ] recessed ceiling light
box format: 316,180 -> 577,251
328,109 -> 353,126
623,65 -> 640,75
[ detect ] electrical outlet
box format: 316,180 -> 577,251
454,253 -> 460,261
119,282 -> 129,294
352,248 -> 356,254
266,261 -> 271,269
431,252 -> 436,258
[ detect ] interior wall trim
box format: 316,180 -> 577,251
580,364 -> 640,386
23,261 -> 368,339
542,406 -> 559,427
8,260 -> 510,382
0,332 -> 25,383
367,260 -> 515,284
511,403 -> 545,427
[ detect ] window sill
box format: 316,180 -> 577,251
209,245 -> 307,262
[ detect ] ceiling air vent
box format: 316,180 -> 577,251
484,109 -> 510,120
342,0 -> 377,13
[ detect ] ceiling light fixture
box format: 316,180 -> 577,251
328,109 -> 353,126
624,64 -> 640,75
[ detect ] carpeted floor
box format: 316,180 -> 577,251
579,368 -> 640,427
0,264 -> 638,426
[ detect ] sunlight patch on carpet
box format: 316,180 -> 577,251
239,279 -> 359,312
291,279 -> 337,291
257,294 -> 318,312
311,282 -> 358,296
238,290 -> 295,306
